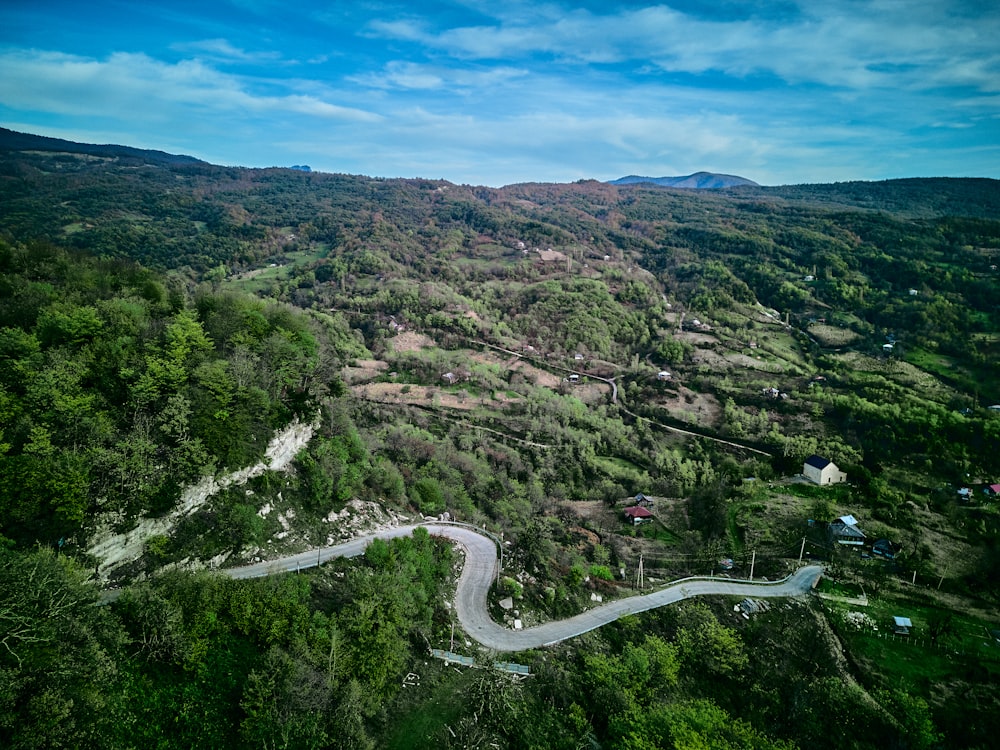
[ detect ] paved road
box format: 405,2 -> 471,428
223,524 -> 823,652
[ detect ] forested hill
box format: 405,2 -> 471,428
0,241 -> 361,545
2,138 -> 1000,749
0,126 -> 205,165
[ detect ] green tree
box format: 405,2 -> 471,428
240,647 -> 332,750
0,549 -> 122,749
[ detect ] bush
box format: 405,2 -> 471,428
589,564 -> 614,581
501,576 -> 523,599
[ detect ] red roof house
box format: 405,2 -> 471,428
624,506 -> 653,525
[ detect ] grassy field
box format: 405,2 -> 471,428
593,456 -> 648,484
825,594 -> 1000,687
815,578 -> 865,599
808,323 -> 861,347
756,329 -> 810,371
222,244 -> 330,293
904,345 -> 1000,400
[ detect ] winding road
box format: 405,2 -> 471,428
224,524 -> 823,653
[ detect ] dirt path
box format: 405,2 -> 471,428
619,404 -> 772,457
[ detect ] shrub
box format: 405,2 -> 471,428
589,564 -> 614,581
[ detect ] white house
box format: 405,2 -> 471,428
803,455 -> 847,485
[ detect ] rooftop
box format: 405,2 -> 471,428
623,506 -> 653,519
805,454 -> 832,469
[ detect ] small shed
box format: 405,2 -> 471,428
872,539 -> 899,559
657,371 -> 671,381
623,506 -> 653,525
893,616 -> 913,635
633,493 -> 653,506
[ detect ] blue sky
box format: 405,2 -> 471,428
1,1 -> 998,186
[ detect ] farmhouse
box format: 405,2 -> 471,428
829,514 -> 866,546
803,455 -> 847,485
623,506 -> 653,525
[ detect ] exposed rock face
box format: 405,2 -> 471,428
87,417 -> 317,576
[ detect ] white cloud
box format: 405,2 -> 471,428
170,38 -> 283,63
364,2 -> 1000,93
350,60 -> 528,91
0,49 -> 380,123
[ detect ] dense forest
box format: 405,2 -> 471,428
1,135 -> 999,748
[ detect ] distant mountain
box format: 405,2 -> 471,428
289,165 -> 312,172
0,127 -> 205,166
609,172 -> 759,189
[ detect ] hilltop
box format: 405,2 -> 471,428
0,126 -> 205,166
609,171 -> 759,188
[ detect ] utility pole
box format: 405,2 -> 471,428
936,562 -> 948,590
749,550 -> 756,581
799,537 -> 806,563
638,554 -> 645,590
